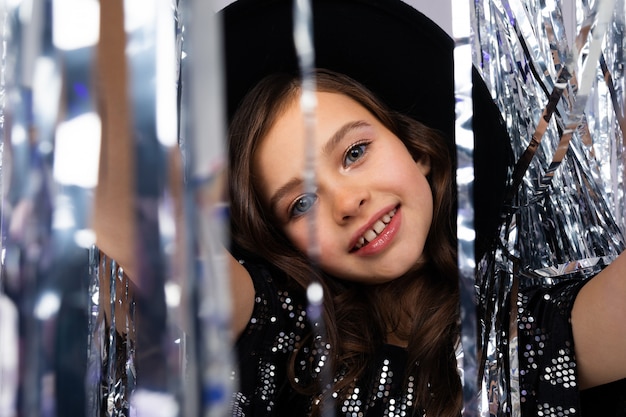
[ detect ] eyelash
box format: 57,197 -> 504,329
343,140 -> 371,167
288,193 -> 318,219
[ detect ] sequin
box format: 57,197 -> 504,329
517,278 -> 590,415
231,259 -> 427,416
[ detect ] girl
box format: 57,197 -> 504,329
222,1 -> 626,416
228,69 -> 462,416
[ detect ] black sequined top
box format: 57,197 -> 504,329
518,278 -> 626,416
231,259 -> 626,416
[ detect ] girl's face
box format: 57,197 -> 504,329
254,91 -> 433,284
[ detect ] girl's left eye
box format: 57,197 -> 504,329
343,142 -> 369,167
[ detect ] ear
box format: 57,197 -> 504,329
416,155 -> 431,176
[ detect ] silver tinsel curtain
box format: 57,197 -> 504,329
472,0 -> 625,414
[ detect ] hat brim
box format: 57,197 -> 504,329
221,0 -> 512,259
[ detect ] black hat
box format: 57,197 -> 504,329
221,0 -> 512,260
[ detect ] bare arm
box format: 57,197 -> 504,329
94,0 -> 255,341
571,250 -> 626,389
229,252 -> 256,340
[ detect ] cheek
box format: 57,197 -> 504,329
284,217 -> 339,263
284,223 -> 310,254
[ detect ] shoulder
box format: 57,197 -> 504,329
571,251 -> 626,389
231,254 -> 309,347
230,256 -> 312,416
517,251 -> 626,412
516,275 -> 590,412
229,245 -> 305,338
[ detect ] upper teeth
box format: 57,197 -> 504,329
354,209 -> 397,250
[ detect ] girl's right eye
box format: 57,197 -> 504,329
289,193 -> 318,218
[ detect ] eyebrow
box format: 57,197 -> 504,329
268,120 -> 372,214
322,120 -> 371,156
269,176 -> 303,214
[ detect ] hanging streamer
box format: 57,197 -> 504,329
9,0 -> 57,414
122,0 -> 179,412
292,1 -> 335,416
0,0 -> 184,415
0,1 -> 19,415
452,1 -> 479,415
49,1 -> 103,415
0,0 -> 104,414
473,0 -> 625,415
180,0 -> 235,416
88,0 -> 182,415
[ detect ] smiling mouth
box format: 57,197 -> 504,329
352,208 -> 398,251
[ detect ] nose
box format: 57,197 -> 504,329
329,181 -> 369,224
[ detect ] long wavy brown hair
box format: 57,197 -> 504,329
228,69 -> 462,416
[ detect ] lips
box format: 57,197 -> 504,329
352,208 -> 397,251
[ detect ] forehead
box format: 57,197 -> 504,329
252,91 -> 375,196
257,91 -> 374,158
266,91 -> 372,141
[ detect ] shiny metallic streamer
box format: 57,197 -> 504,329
49,2 -> 103,416
0,3 -> 19,415
180,0 -> 235,415
0,0 -> 182,415
585,0 -> 626,236
17,1 -> 50,414
293,0 -> 319,263
122,0 -> 180,414
452,0 -> 479,415
293,1 -> 336,415
86,246 -> 102,417
87,251 -> 137,417
0,292 -> 18,417
1,0 -> 108,414
124,0 -> 165,398
124,267 -> 136,401
531,0 -> 614,197
0,0 -> 105,413
472,0 -> 626,415
475,0 -> 624,268
2,0 -> 60,415
106,261 -> 119,415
